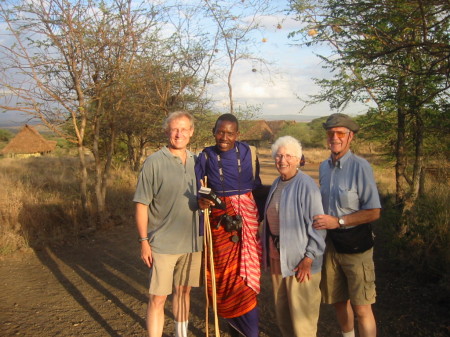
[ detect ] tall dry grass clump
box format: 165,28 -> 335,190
105,162 -> 138,226
0,157 -> 137,254
398,175 -> 450,289
373,162 -> 450,292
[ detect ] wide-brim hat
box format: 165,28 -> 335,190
322,113 -> 360,133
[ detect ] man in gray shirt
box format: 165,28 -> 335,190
134,111 -> 203,337
313,113 -> 381,337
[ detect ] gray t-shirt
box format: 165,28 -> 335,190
133,146 -> 203,254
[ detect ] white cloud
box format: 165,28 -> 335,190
207,14 -> 370,119
0,0 -> 369,125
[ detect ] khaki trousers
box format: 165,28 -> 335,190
271,272 -> 321,337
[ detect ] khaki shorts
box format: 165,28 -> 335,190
321,240 -> 376,305
149,251 -> 202,296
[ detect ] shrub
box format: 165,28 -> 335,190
0,129 -> 14,142
377,180 -> 450,293
405,184 -> 450,286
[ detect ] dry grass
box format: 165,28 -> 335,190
0,156 -> 136,253
105,163 -> 138,226
302,148 -> 330,164
0,157 -> 82,252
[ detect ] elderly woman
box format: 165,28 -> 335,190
263,136 -> 326,337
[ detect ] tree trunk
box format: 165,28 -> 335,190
419,168 -> 426,197
411,113 -> 424,200
73,98 -> 92,228
77,144 -> 90,222
126,133 -> 144,172
400,112 -> 425,234
100,126 -> 116,211
91,108 -> 117,228
395,78 -> 416,237
126,133 -> 136,170
228,63 -> 235,114
395,82 -> 408,208
134,138 -> 145,172
92,114 -> 104,226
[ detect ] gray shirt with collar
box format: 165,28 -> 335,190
133,146 -> 203,254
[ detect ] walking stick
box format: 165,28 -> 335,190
203,223 -> 209,337
203,177 -> 220,337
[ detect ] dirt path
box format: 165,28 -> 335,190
1,159 -> 449,337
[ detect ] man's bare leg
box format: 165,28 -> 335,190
147,294 -> 167,337
354,304 -> 376,337
334,300 -> 355,334
173,285 -> 191,337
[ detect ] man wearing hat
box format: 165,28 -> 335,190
313,113 -> 381,337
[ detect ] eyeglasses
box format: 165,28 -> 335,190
275,154 -> 297,161
326,130 -> 350,139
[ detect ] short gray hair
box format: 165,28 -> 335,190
163,111 -> 194,131
271,136 -> 303,159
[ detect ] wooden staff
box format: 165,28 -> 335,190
203,223 -> 209,337
203,177 -> 220,337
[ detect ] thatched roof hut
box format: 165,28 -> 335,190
239,120 -> 274,146
1,124 -> 57,158
266,120 -> 296,135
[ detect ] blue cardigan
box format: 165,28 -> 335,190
263,171 -> 327,277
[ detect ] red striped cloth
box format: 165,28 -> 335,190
229,193 -> 262,294
206,192 -> 262,318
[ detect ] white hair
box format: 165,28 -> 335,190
271,136 -> 303,159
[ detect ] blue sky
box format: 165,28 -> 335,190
208,12 -> 370,119
0,0 -> 371,125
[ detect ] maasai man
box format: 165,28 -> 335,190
195,113 -> 263,337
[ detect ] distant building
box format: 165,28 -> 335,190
239,120 -> 274,147
1,124 -> 57,158
266,120 -> 296,136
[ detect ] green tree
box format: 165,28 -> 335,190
0,129 -> 13,143
307,116 -> 328,148
277,122 -> 311,146
0,0 -> 161,226
114,57 -> 212,171
289,0 -> 450,232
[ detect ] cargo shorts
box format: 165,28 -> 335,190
320,239 -> 376,305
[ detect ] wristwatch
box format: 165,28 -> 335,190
338,217 -> 345,228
